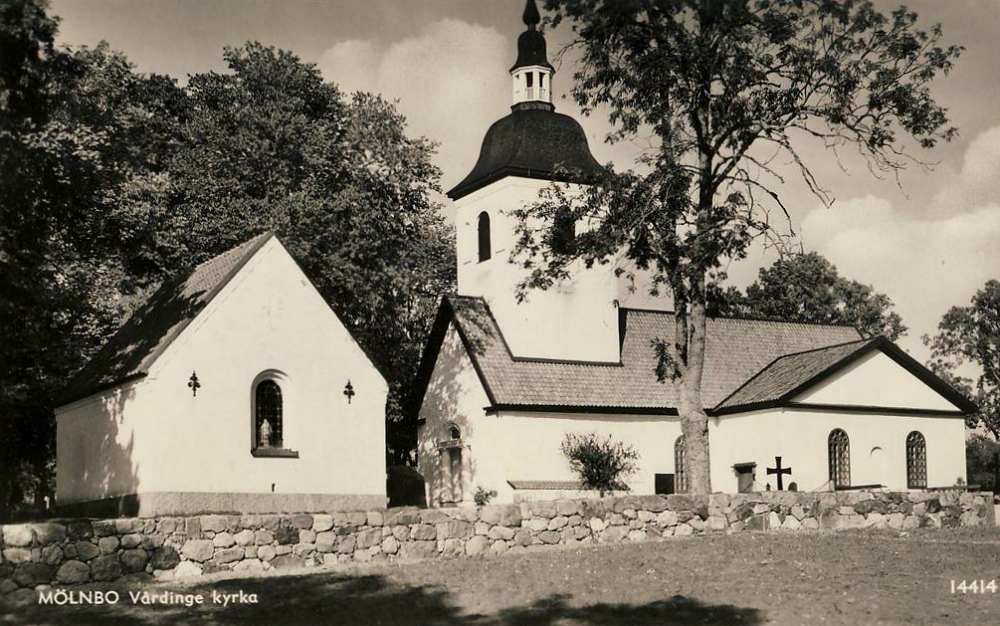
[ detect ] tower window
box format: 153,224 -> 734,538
551,208 -> 576,255
477,211 -> 491,262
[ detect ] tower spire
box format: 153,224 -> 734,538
523,0 -> 541,29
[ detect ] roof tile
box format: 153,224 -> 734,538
59,233 -> 273,404
446,295 -> 862,411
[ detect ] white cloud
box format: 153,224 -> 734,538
318,20 -> 510,191
932,124 -> 1000,214
801,195 -> 1000,359
317,18 -> 1000,368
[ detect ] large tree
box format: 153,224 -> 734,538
0,1 -> 153,516
1,3 -> 453,516
714,252 -> 906,340
513,0 -> 960,493
159,44 -> 455,465
924,279 -> 1000,439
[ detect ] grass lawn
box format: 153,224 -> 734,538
4,527 -> 1000,626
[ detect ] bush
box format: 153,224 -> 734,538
473,486 -> 497,506
967,434 -> 1000,491
561,433 -> 639,496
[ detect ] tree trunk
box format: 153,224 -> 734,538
679,298 -> 712,493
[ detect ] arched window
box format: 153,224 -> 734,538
477,212 -> 491,262
828,429 -> 850,489
906,431 -> 927,489
255,380 -> 283,448
449,424 -> 461,441
674,435 -> 688,494
550,208 -> 576,255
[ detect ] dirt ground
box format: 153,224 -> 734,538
3,527 -> 1000,626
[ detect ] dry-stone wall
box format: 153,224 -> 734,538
1,490 -> 993,594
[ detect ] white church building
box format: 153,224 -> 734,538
55,233 -> 388,516
413,0 -> 976,507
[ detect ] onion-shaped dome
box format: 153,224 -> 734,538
447,107 -> 605,200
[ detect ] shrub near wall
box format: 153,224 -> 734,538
0,491 -> 994,594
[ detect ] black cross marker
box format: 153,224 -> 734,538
766,456 -> 792,491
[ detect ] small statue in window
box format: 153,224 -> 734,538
259,419 -> 272,448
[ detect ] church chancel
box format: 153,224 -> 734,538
414,0 -> 976,507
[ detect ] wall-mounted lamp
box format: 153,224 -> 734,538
343,380 -> 355,404
188,371 -> 201,397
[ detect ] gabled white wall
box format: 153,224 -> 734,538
56,237 -> 387,507
795,351 -> 961,411
709,408 -> 966,492
415,322 -> 686,505
417,323 -> 491,506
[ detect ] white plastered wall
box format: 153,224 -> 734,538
416,321 -> 685,505
417,323 -> 492,506
56,379 -> 147,504
709,351 -> 968,492
794,351 -> 959,411
454,178 -> 621,363
709,408 -> 967,492
56,237 -> 388,504
482,411 -> 683,503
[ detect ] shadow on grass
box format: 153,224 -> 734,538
3,571 -> 763,626
494,593 -> 761,625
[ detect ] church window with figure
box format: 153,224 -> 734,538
255,380 -> 283,448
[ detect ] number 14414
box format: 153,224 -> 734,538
951,580 -> 998,594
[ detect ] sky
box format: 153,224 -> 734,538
49,0 -> 1000,361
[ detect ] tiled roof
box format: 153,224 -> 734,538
715,336 -> 978,415
59,233 -> 273,405
714,339 -> 875,411
424,295 -> 863,412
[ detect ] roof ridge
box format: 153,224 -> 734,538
768,336 -> 874,361
621,307 -> 862,330
711,337 -> 874,412
190,231 -> 273,271
413,293 -> 888,417
57,232 -> 275,406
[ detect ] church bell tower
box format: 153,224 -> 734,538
447,0 -> 620,363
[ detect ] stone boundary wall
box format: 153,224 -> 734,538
1,490 -> 993,595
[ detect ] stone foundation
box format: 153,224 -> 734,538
2,490 -> 993,595
55,492 -> 388,518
